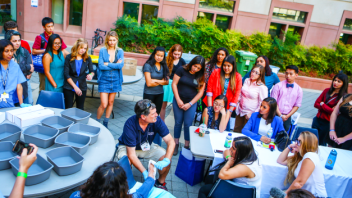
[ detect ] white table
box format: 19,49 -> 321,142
189,126 -> 352,198
0,108 -> 116,197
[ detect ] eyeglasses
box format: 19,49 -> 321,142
251,70 -> 260,75
214,102 -> 224,108
142,102 -> 152,113
294,139 -> 302,146
54,43 -> 62,46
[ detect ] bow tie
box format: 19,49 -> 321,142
287,83 -> 294,88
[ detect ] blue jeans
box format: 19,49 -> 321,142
24,79 -> 33,105
173,97 -> 197,141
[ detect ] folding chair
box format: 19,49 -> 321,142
291,127 -> 319,144
208,179 -> 256,198
193,99 -> 203,126
118,155 -> 137,189
36,90 -> 65,109
287,112 -> 301,138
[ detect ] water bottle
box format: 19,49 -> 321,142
325,149 -> 337,170
224,133 -> 233,148
267,127 -> 273,141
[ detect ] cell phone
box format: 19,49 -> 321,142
214,149 -> 223,154
12,140 -> 34,156
205,130 -> 210,134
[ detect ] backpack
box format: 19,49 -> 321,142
32,33 -> 48,73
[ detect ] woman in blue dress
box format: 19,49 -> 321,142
96,31 -> 124,128
43,34 -> 69,93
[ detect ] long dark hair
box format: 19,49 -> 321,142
44,34 -> 63,60
144,46 -> 169,80
328,71 -> 348,101
211,95 -> 228,129
256,55 -> 272,76
207,47 -> 229,71
220,55 -> 237,92
212,136 -> 258,172
0,39 -> 13,61
257,97 -> 277,125
80,161 -> 131,198
183,55 -> 205,88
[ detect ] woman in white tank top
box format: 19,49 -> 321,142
198,136 -> 262,198
277,131 -> 327,197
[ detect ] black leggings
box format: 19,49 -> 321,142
198,184 -> 214,198
143,93 -> 163,114
63,89 -> 87,110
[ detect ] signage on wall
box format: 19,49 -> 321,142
31,0 -> 38,7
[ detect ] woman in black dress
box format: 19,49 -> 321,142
329,94 -> 352,150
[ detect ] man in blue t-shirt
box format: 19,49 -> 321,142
117,99 -> 175,191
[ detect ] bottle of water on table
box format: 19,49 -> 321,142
224,133 -> 233,148
325,149 -> 337,170
267,127 -> 273,142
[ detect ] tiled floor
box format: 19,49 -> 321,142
29,71 -> 321,198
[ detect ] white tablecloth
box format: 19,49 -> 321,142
209,131 -> 352,198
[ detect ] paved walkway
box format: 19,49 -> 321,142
29,69 -> 320,198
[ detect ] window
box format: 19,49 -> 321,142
141,4 -> 158,24
287,25 -> 303,38
123,2 -> 139,20
52,0 -> 64,24
199,0 -> 235,13
69,0 -> 83,26
197,11 -> 213,21
340,33 -> 352,45
343,18 -> 352,31
215,15 -> 231,31
0,0 -> 16,25
272,7 -> 307,23
122,1 -> 160,24
269,22 -> 286,40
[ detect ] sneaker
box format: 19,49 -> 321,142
154,179 -> 168,191
103,121 -> 108,128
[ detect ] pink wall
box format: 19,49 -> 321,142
235,11 -> 268,35
305,23 -> 339,47
161,1 -> 194,22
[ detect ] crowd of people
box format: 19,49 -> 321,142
0,16 -> 351,198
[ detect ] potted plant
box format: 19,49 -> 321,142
0,12 -> 12,33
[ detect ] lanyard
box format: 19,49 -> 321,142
139,129 -> 149,145
1,66 -> 9,90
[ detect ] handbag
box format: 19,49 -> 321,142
175,150 -> 206,186
274,130 -> 290,152
32,34 -> 48,73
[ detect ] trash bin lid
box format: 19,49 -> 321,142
235,50 -> 258,60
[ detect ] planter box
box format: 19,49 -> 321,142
277,73 -> 352,92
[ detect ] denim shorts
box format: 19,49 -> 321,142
98,70 -> 121,93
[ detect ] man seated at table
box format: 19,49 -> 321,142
117,99 -> 175,191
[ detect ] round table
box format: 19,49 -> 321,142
0,107 -> 116,197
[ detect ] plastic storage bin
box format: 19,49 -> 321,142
60,108 -> 91,124
41,116 -> 74,133
55,132 -> 91,155
23,125 -> 59,148
0,141 -> 16,170
0,123 -> 21,143
9,154 -> 53,186
68,123 -> 101,145
46,146 -> 84,176
235,50 -> 258,76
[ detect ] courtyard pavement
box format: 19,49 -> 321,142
28,66 -> 320,198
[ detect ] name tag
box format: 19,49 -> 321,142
193,79 -> 198,85
148,132 -> 154,136
141,142 -> 150,151
1,92 -> 9,103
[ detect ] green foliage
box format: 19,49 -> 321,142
0,13 -> 12,25
113,16 -> 352,77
